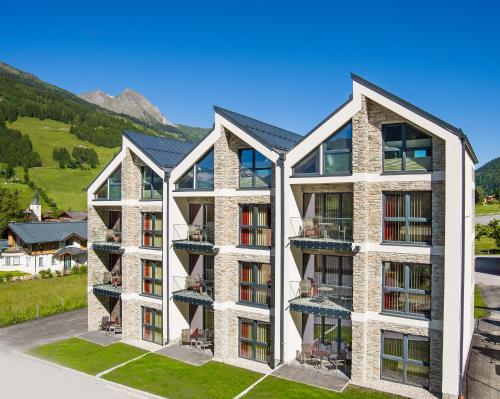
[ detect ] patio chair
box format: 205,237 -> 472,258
188,225 -> 203,241
299,279 -> 312,297
179,329 -> 193,348
185,276 -> 196,290
99,316 -> 110,331
301,218 -> 320,238
329,351 -> 346,375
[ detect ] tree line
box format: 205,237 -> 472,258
53,147 -> 99,169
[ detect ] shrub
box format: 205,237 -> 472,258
39,269 -> 53,279
70,266 -> 80,275
79,264 -> 88,275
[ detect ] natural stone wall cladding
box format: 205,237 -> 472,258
122,252 -> 162,295
352,320 -> 442,398
352,97 -> 446,174
214,307 -> 270,362
121,148 -> 143,200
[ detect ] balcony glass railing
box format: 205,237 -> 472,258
105,229 -> 122,244
173,224 -> 214,244
290,280 -> 352,310
290,217 -> 353,242
173,275 -> 214,300
93,271 -> 122,288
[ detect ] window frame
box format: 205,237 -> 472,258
94,167 -> 122,201
382,191 -> 432,245
381,262 -> 431,319
239,204 -> 272,248
238,318 -> 271,364
382,123 -> 433,174
141,212 -> 163,249
291,121 -> 352,177
141,166 -> 163,200
238,262 -> 272,308
175,148 -> 214,191
141,306 -> 163,344
142,259 -> 163,298
238,149 -> 272,189
380,331 -> 430,388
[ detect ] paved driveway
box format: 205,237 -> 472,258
477,214 -> 500,225
467,257 -> 500,399
0,307 -> 87,350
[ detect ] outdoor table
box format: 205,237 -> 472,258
317,286 -> 333,299
312,350 -> 334,369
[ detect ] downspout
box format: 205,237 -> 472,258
164,170 -> 171,345
277,153 -> 286,365
459,137 -> 466,397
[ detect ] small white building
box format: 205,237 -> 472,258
0,221 -> 87,275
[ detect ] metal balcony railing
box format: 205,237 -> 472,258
290,217 -> 353,242
173,224 -> 214,244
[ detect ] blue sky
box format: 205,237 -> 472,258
1,1 -> 498,165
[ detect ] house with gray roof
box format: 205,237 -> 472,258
0,221 -> 87,275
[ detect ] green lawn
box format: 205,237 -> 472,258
31,338 -> 147,375
476,202 -> 500,215
6,117 -> 118,210
475,236 -> 500,255
0,271 -> 29,278
0,274 -> 87,326
103,354 -> 262,399
474,285 -> 490,319
244,376 -> 402,398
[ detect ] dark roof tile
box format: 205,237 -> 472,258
8,221 -> 87,245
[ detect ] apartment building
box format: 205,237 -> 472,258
87,74 -> 476,399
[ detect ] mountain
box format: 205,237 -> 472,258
476,157 -> 500,195
0,61 -> 186,148
79,89 -> 176,128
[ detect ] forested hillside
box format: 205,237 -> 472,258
476,157 -> 500,195
0,61 -> 185,148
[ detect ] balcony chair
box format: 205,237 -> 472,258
99,316 -> 110,331
188,225 -> 203,242
301,218 -> 320,238
185,276 -> 196,290
299,279 -> 313,297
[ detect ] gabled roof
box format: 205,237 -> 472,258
213,106 -> 302,152
123,131 -> 195,169
351,73 -> 478,163
59,211 -> 88,221
7,221 -> 87,245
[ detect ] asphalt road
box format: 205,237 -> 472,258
0,307 -> 87,350
477,214 -> 500,225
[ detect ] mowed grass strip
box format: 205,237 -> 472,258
475,285 -> 490,319
475,236 -> 500,255
0,274 -> 87,326
103,354 -> 262,399
30,338 -> 147,375
243,376 -> 402,399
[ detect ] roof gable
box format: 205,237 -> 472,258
214,106 -> 302,152
8,221 -> 87,245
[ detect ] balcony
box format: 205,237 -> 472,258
172,276 -> 214,307
92,271 -> 122,299
172,224 -> 216,253
92,229 -> 124,254
289,217 -> 353,251
289,281 -> 352,319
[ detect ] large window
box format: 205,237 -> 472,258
142,260 -> 163,297
95,167 -> 121,200
142,166 -> 162,199
239,262 -> 272,307
240,204 -> 271,247
292,122 -> 352,176
239,319 -> 271,363
383,123 -> 432,173
239,149 -> 272,188
142,307 -> 162,344
381,331 -> 429,388
382,262 -> 431,318
383,192 -> 431,244
142,213 -> 163,248
176,149 -> 214,190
